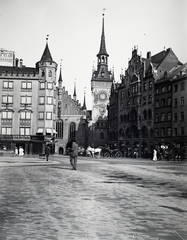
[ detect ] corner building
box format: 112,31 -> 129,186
0,41 -> 88,154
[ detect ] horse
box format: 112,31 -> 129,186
86,146 -> 102,158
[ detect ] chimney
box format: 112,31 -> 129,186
20,59 -> 23,68
147,51 -> 151,59
15,58 -> 19,68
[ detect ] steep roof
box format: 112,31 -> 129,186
40,42 -> 53,62
97,14 -> 109,57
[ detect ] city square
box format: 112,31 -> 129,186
0,155 -> 186,240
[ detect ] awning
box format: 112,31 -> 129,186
46,128 -> 52,134
37,128 -> 44,133
53,129 -> 57,134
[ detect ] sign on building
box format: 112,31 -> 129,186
0,49 -> 15,66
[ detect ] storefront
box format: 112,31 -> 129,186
0,135 -> 45,155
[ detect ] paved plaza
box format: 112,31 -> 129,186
0,155 -> 187,240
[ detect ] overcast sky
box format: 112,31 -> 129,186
0,0 -> 187,109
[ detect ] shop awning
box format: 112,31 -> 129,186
53,129 -> 57,134
37,128 -> 44,133
46,128 -> 52,134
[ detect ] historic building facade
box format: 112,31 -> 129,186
0,42 -> 88,155
108,47 -> 187,157
90,14 -> 113,147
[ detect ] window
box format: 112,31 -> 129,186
143,97 -> 146,105
161,128 -> 165,136
47,97 -> 53,104
174,84 -> 178,92
148,95 -> 152,104
156,88 -> 159,94
168,85 -> 171,91
181,127 -> 184,136
121,91 -> 124,99
174,113 -> 177,121
46,112 -> 52,120
161,99 -> 165,107
1,111 -> 13,119
155,100 -> 159,108
2,95 -> 13,104
39,96 -> 45,104
100,132 -> 104,139
181,97 -> 184,106
161,86 -> 166,93
167,128 -> 171,136
155,114 -> 159,122
40,82 -> 45,89
20,111 -> 31,119
174,98 -> 178,107
181,112 -> 184,121
3,81 -> 13,89
21,96 -> 32,104
70,122 -> 76,139
155,128 -> 159,137
21,81 -> 32,89
20,127 -> 30,135
38,112 -> 44,120
1,127 -> 12,135
47,83 -> 53,89
167,112 -> 171,121
120,103 -> 123,110
149,81 -> 152,90
143,83 -> 147,91
174,128 -> 177,136
181,82 -> 185,90
48,70 -> 52,77
161,113 -> 165,121
167,97 -> 171,106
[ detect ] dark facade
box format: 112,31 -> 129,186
108,47 -> 187,158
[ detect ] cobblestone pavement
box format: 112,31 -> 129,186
0,155 -> 187,240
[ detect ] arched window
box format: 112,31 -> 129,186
143,110 -> 147,120
56,120 -> 63,138
70,122 -> 76,139
148,109 -> 152,119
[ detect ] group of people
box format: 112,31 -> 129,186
14,146 -> 24,156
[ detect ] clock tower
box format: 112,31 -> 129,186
91,14 -> 112,124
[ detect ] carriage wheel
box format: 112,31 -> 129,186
104,152 -> 110,158
115,151 -> 122,158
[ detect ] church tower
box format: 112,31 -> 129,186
90,14 -> 112,147
91,14 -> 112,123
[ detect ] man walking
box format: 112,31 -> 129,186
45,145 -> 50,161
71,139 -> 78,170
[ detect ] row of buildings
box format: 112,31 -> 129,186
0,14 -> 187,157
108,47 -> 187,157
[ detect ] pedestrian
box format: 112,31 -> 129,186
152,148 -> 157,161
19,146 -> 24,156
15,147 -> 18,155
45,145 -> 50,161
71,139 -> 79,170
66,139 -> 73,168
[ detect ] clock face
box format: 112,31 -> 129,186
99,91 -> 107,101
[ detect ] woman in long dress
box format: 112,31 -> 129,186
153,148 -> 157,161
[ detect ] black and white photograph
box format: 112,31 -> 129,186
0,0 -> 187,239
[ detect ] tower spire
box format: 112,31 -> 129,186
97,13 -> 109,57
82,87 -> 87,111
58,60 -> 63,87
73,79 -> 77,100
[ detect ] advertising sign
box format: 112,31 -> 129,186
0,49 -> 14,66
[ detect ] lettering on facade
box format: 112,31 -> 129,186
0,49 -> 14,67
13,135 -> 31,140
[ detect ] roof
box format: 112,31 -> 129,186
97,15 -> 109,57
40,42 -> 53,62
0,65 -> 37,74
